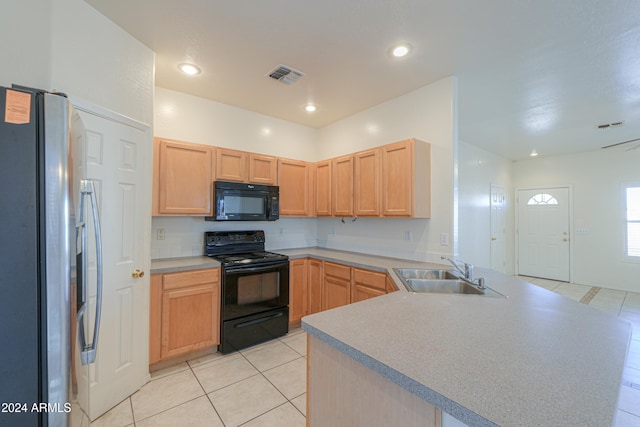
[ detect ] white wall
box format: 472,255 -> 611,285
513,147 -> 640,292
1,0 -> 154,126
458,141 -> 514,273
315,77 -> 457,262
51,0 -> 154,125
155,88 -> 317,161
151,87 -> 319,258
1,1 -> 52,89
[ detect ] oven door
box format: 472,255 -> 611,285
222,261 -> 289,321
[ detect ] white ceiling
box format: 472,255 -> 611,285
85,0 -> 640,160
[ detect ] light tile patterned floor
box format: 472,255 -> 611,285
89,279 -> 640,426
89,329 -> 307,427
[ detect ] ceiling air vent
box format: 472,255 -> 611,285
266,64 -> 305,85
597,121 -> 624,130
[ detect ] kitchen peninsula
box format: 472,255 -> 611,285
150,248 -> 631,426
299,256 -> 631,427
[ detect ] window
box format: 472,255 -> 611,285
527,193 -> 558,205
626,185 -> 640,259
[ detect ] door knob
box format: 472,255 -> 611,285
491,237 -> 497,241
562,238 -> 568,242
132,269 -> 145,279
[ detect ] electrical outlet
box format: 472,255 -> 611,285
156,228 -> 165,240
440,233 -> 449,246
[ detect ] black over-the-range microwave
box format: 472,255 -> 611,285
205,181 -> 279,221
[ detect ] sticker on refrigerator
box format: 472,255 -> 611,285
5,89 -> 31,124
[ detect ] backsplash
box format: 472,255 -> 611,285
151,217 -> 317,259
151,216 -> 438,263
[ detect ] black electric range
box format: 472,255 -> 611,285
204,230 -> 289,353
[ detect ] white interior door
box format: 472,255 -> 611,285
490,185 -> 506,273
517,187 -> 570,281
75,105 -> 151,420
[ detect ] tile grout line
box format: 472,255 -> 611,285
237,349 -> 304,426
187,358 -> 227,426
580,286 -> 601,304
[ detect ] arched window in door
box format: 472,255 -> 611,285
527,193 -> 558,205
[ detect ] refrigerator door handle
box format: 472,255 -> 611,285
76,179 -> 103,365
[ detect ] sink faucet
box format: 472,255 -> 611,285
441,256 -> 474,281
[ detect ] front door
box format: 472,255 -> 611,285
75,104 -> 152,420
517,187 -> 570,281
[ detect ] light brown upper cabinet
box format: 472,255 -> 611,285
354,148 -> 381,217
215,148 -> 277,185
278,158 -> 315,216
215,148 -> 248,182
249,153 -> 277,185
381,139 -> 431,218
153,138 -> 213,216
332,155 -> 354,217
315,160 -> 332,216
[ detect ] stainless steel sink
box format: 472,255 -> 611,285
393,268 -> 459,280
393,268 -> 506,297
403,278 -> 484,294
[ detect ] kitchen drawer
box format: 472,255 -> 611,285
352,268 -> 386,291
324,262 -> 351,280
162,268 -> 219,290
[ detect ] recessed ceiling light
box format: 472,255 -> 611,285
304,104 -> 317,113
391,44 -> 412,58
530,149 -> 539,157
178,63 -> 201,76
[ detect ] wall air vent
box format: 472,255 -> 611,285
266,64 -> 305,85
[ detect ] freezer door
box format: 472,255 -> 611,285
43,92 -> 75,427
43,93 -> 102,427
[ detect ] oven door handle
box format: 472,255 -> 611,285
224,261 -> 289,274
234,311 -> 284,328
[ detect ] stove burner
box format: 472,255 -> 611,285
212,251 -> 288,267
204,231 -> 288,267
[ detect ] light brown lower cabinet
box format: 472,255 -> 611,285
150,268 -> 221,365
323,262 -> 352,310
307,259 -> 323,315
289,259 -> 308,324
351,267 -> 387,303
289,258 -> 397,324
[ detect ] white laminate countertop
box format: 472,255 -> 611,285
150,248 -> 631,426
150,256 -> 220,274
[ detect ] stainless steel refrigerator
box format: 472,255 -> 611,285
0,85 -> 102,427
